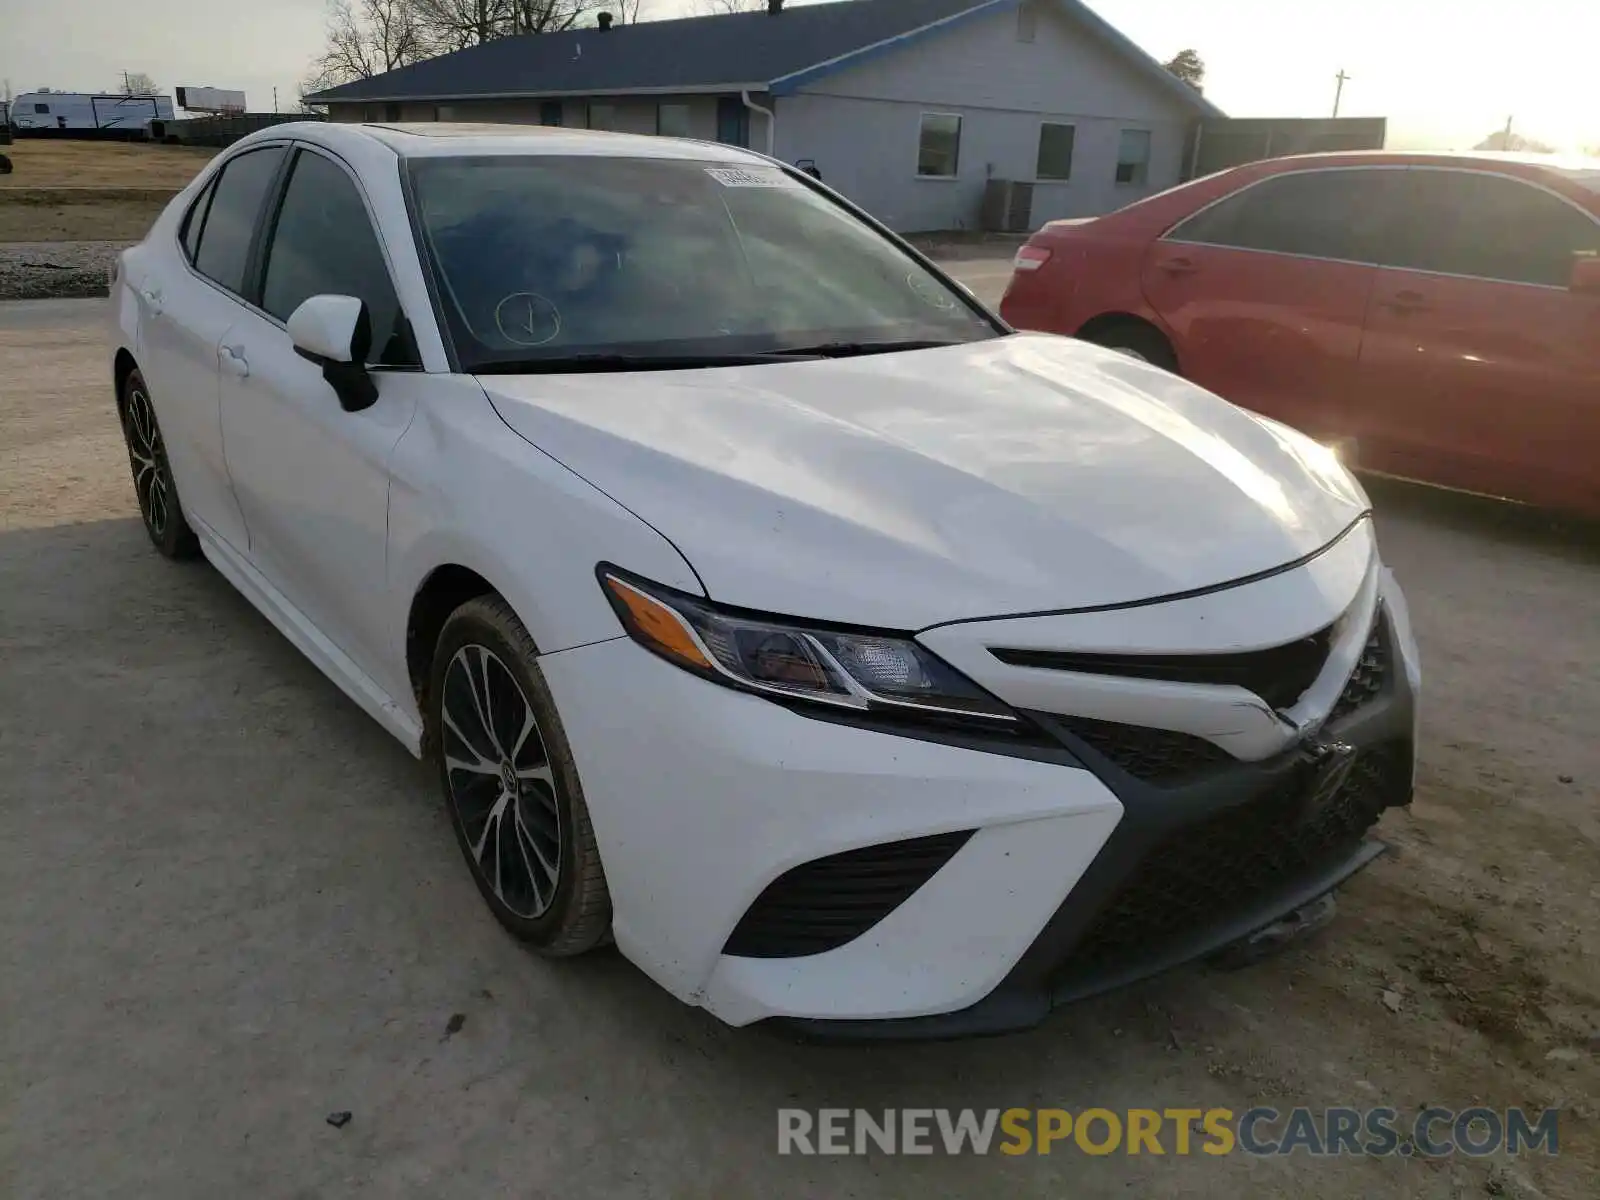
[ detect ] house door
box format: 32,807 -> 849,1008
716,97 -> 748,147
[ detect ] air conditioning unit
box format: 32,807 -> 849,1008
981,179 -> 1034,233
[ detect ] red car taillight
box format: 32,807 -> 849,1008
1012,244 -> 1053,272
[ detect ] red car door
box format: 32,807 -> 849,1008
1141,166 -> 1403,441
1356,168 -> 1600,511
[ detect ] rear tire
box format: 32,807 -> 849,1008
428,595 -> 612,955
1081,320 -> 1179,373
119,368 -> 200,559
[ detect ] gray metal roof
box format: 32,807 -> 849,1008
307,0 -> 1223,118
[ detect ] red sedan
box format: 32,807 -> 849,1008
999,151 -> 1600,517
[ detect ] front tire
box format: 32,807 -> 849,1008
429,596 -> 612,955
120,368 -> 199,559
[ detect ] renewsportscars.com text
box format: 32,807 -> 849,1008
777,1106 -> 1561,1157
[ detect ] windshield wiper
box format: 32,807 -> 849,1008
475,351 -> 822,375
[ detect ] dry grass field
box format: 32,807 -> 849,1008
0,138 -> 215,189
0,140 -> 214,243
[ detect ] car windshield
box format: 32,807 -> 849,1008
405,154 -> 998,371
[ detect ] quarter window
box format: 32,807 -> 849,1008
917,113 -> 961,178
1168,168 -> 1404,264
260,151 -> 412,366
1115,129 -> 1151,185
180,180 -> 216,263
1388,170 -> 1600,287
34,103 -> 50,114
192,146 -> 287,295
1036,123 -> 1075,181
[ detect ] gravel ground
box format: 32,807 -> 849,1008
2,293 -> 1597,1200
0,240 -> 126,300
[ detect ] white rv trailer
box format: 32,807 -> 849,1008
10,91 -> 176,132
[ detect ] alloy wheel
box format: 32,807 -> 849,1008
440,644 -> 563,919
124,387 -> 170,537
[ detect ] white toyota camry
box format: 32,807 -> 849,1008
109,122 -> 1420,1037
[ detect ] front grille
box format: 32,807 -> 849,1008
1055,715 -> 1233,785
1064,745 -> 1406,974
1328,614 -> 1390,724
722,830 -> 974,959
991,627 -> 1333,710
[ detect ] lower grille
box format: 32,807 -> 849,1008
1055,715 -> 1233,785
1328,614 -> 1390,724
722,830 -> 974,959
1063,745 -> 1406,974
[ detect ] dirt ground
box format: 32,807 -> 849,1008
0,297 -> 1596,1199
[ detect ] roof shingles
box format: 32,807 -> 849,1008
307,0 -> 1220,118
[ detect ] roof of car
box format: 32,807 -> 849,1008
1248,148 -> 1600,173
287,120 -> 767,163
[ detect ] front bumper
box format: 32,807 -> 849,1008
541,562 -> 1419,1036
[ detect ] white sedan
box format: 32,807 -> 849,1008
109,122 -> 1420,1037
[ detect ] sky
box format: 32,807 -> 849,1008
2,0 -> 1596,152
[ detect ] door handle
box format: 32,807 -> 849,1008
219,344 -> 250,378
1382,290 -> 1430,314
1159,256 -> 1198,276
137,286 -> 163,318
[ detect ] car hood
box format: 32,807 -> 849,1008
480,333 -> 1369,630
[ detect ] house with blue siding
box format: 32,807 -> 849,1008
306,0 -> 1222,232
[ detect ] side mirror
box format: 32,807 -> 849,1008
289,294 -> 378,413
1571,254 -> 1600,296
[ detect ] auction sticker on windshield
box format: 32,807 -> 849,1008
704,167 -> 796,188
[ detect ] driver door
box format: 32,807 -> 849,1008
218,146 -> 423,698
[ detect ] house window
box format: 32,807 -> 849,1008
1016,2 -> 1038,42
587,103 -> 618,131
656,103 -> 692,138
435,105 -> 458,122
540,101 -> 563,127
917,113 -> 961,178
1036,122 -> 1075,180
1115,129 -> 1152,185
384,102 -> 403,123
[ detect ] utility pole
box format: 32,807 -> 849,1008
273,86 -> 279,113
1332,69 -> 1350,118
1502,114 -> 1514,149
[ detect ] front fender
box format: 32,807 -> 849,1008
385,378 -> 703,708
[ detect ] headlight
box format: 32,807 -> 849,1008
598,567 -> 1017,725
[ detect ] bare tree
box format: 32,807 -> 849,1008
507,0 -> 596,34
120,71 -> 159,96
1474,128 -> 1556,154
695,0 -> 765,12
613,0 -> 648,23
307,0 -> 428,90
413,0 -> 511,51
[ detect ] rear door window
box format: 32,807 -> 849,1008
192,146 -> 287,295
1167,168 -> 1404,264
1386,169 -> 1600,287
